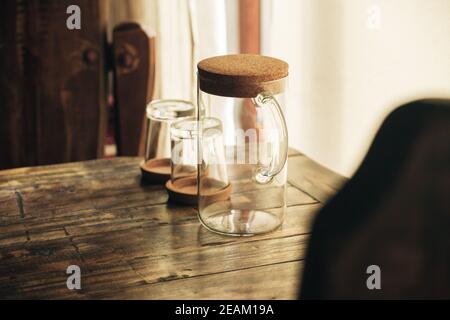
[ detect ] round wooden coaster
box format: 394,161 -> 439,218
165,177 -> 232,206
140,158 -> 171,184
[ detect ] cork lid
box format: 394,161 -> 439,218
198,54 -> 289,98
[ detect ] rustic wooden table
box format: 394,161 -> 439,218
0,149 -> 345,299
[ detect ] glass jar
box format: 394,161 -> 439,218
197,54 -> 289,236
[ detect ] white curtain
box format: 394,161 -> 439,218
262,0 -> 450,177
109,0 -> 239,102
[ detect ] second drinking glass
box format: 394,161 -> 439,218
166,117 -> 231,206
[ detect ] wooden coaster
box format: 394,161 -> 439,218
140,158 -> 171,184
165,176 -> 232,206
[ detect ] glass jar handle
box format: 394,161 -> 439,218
252,93 -> 289,184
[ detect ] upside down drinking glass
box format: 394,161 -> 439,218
166,117 -> 230,206
141,100 -> 195,183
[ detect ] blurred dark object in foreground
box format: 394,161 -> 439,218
0,1 -> 154,170
301,99 -> 450,299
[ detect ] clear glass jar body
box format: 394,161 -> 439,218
197,79 -> 288,236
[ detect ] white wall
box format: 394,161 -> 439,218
262,0 -> 450,177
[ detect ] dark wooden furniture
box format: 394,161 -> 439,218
0,1 -> 155,170
301,100 -> 450,299
113,23 -> 156,157
0,149 -> 345,299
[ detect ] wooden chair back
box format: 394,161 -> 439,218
0,0 -> 155,169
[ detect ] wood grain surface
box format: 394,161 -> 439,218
0,149 -> 345,299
